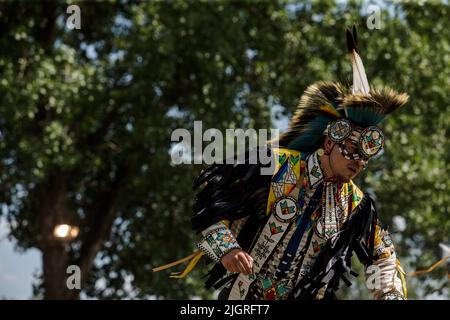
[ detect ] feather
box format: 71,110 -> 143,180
192,146 -> 272,289
346,28 -> 370,95
319,104 -> 342,119
276,27 -> 409,153
342,89 -> 409,126
277,81 -> 346,152
350,51 -> 370,95
192,146 -> 272,232
439,243 -> 450,258
352,25 -> 358,51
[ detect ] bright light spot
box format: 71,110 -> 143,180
69,227 -> 79,238
53,224 -> 79,239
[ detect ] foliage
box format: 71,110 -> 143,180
0,0 -> 448,299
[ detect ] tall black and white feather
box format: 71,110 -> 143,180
347,26 -> 370,96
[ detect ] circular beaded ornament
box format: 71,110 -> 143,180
328,119 -> 352,143
358,126 -> 384,157
273,196 -> 299,223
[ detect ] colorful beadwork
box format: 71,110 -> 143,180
358,126 -> 384,157
197,227 -> 241,263
227,148 -> 365,300
328,119 -> 352,142
274,196 -> 298,223
257,276 -> 292,300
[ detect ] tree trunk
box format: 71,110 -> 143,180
37,165 -> 127,299
38,173 -> 80,299
42,242 -> 75,299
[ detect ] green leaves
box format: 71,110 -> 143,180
0,0 -> 448,299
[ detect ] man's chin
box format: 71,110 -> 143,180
347,170 -> 361,181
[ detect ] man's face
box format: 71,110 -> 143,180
325,138 -> 366,182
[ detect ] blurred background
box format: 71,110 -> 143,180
0,0 -> 448,299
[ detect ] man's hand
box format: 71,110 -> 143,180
221,249 -> 254,275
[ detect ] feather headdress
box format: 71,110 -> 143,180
277,26 -> 409,152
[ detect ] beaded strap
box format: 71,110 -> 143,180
197,227 -> 241,263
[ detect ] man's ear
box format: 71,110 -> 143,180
323,136 -> 334,154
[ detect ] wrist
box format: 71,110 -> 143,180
197,226 -> 241,263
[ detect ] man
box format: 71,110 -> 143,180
156,27 -> 408,300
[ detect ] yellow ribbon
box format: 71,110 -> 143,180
152,249 -> 204,278
396,259 -> 408,298
152,220 -> 231,279
169,251 -> 205,278
407,255 -> 450,278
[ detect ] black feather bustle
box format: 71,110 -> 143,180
192,146 -> 272,233
192,146 -> 273,289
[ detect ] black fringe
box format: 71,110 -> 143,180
192,147 -> 380,296
192,146 -> 273,232
191,146 -> 273,289
290,193 -> 378,300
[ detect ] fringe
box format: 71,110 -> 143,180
291,193 -> 378,300
191,146 -> 273,289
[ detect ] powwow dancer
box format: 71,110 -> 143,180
155,27 -> 409,300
